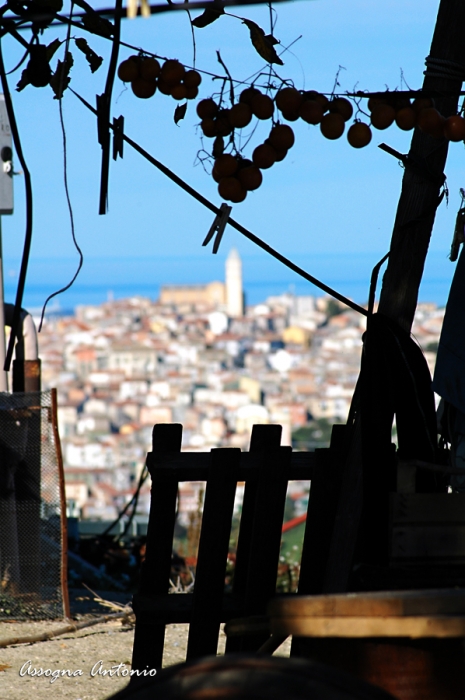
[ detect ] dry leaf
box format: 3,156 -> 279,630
192,5 -> 224,29
74,37 -> 103,73
174,102 -> 187,125
242,19 -> 283,65
50,51 -> 74,99
0,664 -> 11,672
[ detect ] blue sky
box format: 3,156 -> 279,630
0,0 -> 460,305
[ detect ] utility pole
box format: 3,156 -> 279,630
0,93 -> 13,392
378,0 -> 465,330
325,0 -> 465,593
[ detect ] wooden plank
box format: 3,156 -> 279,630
270,615 -> 465,639
298,444 -> 344,595
225,425 -> 282,653
132,593 -> 243,622
132,423 -> 182,673
240,445 -> 292,651
187,448 -> 240,659
391,493 -> 465,523
269,588 -> 465,618
147,448 -> 315,482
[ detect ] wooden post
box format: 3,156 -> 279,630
378,0 -> 465,331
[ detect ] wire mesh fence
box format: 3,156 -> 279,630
0,389 -> 68,619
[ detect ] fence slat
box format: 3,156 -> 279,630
132,423 -> 182,672
187,448 -> 240,659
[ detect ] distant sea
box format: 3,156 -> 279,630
3,251 -> 457,317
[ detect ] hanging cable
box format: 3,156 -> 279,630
0,35 -> 33,372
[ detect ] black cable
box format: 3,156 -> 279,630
39,3 -> 84,331
71,87 -> 368,317
98,0 -> 122,214
0,34 -> 33,372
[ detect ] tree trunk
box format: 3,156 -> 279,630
378,0 -> 465,331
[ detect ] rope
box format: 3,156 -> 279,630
424,55 -> 465,81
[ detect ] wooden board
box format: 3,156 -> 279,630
268,589 -> 465,618
270,615 -> 465,639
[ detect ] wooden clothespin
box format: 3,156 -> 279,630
202,203 -> 232,254
127,0 -> 151,19
113,115 -> 124,161
450,191 -> 465,261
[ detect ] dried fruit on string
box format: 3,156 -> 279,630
299,100 -> 324,125
250,93 -> 274,120
395,107 -> 416,131
214,154 -> 239,178
268,124 -> 295,150
184,70 -> 202,89
218,177 -> 247,203
215,110 -> 233,136
186,86 -> 199,100
252,143 -> 277,169
197,98 -> 218,120
118,57 -> 139,82
370,104 -> 395,130
347,122 -> 372,148
157,79 -> 171,95
27,44 -> 52,88
171,83 -> 187,100
200,118 -> 217,137
229,103 -> 253,129
240,87 -> 261,105
320,113 -> 345,140
275,87 -> 302,114
131,77 -> 156,99
238,165 -> 263,191
140,57 -> 160,81
444,114 -> 465,142
417,107 -> 445,138
412,96 -> 434,114
329,97 -> 353,122
161,60 -> 185,85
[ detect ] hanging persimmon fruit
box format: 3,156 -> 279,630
299,100 -> 324,125
160,60 -> 185,85
347,122 -> 372,148
197,99 -> 218,120
238,165 -> 263,191
250,93 -> 274,120
417,107 -> 445,138
214,154 -> 239,178
268,124 -> 295,150
252,143 -> 277,169
229,103 -> 253,129
118,57 -> 140,82
370,104 -> 395,129
131,77 -> 156,99
395,107 -> 417,131
218,177 -> 247,203
320,113 -> 345,139
444,114 -> 465,142
140,57 -> 160,81
329,97 -> 353,121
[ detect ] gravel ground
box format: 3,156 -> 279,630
0,590 -> 291,700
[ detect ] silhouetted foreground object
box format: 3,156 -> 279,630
107,655 -> 395,700
270,589 -> 465,700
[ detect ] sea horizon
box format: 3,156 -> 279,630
3,250 -> 456,316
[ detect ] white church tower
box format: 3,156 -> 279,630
225,248 -> 244,317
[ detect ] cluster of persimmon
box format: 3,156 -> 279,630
210,122 -> 295,203
366,94 -> 465,141
117,56 -> 202,100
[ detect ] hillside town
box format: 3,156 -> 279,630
36,250 -> 444,525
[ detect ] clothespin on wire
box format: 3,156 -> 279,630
202,203 -> 232,254
113,115 -> 124,161
127,0 -> 151,18
450,188 -> 465,262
